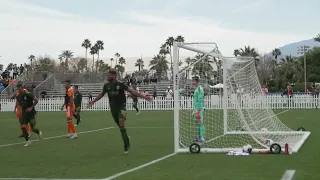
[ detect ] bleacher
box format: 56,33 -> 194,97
43,81 -> 173,98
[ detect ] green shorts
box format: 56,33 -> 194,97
110,106 -> 127,124
21,111 -> 36,127
193,109 -> 204,121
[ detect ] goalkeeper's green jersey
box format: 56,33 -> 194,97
193,85 -> 204,110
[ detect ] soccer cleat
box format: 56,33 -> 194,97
38,131 -> 43,140
198,137 -> 205,143
28,134 -> 31,138
136,111 -> 140,115
193,137 -> 199,142
70,134 -> 78,139
124,136 -> 131,154
66,133 -> 72,138
74,124 -> 77,127
24,140 -> 31,147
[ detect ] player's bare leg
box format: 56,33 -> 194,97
119,118 -> 130,154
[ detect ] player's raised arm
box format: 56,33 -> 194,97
88,85 -> 107,107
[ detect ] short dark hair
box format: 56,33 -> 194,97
65,80 -> 71,84
108,70 -> 117,76
74,85 -> 79,89
192,76 -> 200,82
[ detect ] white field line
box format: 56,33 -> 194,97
281,170 -> 296,180
0,127 -> 172,148
104,153 -> 177,180
103,109 -> 291,180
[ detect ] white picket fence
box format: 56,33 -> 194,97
0,95 -> 319,112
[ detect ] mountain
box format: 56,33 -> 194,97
275,39 -> 320,58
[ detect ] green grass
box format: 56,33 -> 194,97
0,110 -> 319,180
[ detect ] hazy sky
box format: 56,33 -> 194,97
0,0 -> 319,71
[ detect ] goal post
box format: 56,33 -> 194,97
173,41 -> 311,153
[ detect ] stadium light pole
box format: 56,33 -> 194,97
297,45 -> 311,93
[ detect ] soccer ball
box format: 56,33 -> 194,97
242,144 -> 253,153
264,139 -> 274,147
261,128 -> 268,132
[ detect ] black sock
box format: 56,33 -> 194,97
135,107 -> 139,112
32,127 -> 40,134
74,114 -> 80,125
22,128 -> 29,141
120,127 -> 129,147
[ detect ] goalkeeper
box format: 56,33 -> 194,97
192,76 -> 205,143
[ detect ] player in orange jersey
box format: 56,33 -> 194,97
14,84 -> 31,138
60,80 -> 77,139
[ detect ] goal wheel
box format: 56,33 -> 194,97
189,143 -> 201,153
297,127 -> 306,131
270,143 -> 281,154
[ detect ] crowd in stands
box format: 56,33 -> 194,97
0,64 -> 26,93
124,73 -> 158,86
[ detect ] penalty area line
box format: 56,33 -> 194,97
104,153 -> 177,180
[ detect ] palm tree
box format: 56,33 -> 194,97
234,46 -> 259,64
110,58 -> 114,68
95,40 -> 104,69
81,39 -> 91,70
314,33 -> 320,42
119,57 -> 126,65
165,36 -> 175,78
191,54 -> 214,80
233,49 -> 240,57
114,52 -> 120,65
28,55 -> 36,71
175,35 -> 185,64
135,58 -> 144,71
279,55 -> 302,82
159,44 -> 169,55
270,48 -> 281,75
90,45 -> 98,71
149,54 -> 169,80
60,50 -> 74,71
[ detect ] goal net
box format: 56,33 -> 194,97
173,42 -> 310,153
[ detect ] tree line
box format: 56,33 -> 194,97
1,33 -> 320,92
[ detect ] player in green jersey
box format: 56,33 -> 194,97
15,83 -> 43,146
88,70 -> 151,153
73,85 -> 82,126
192,76 -> 205,143
129,85 -> 140,115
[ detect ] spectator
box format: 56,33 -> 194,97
261,85 -> 268,96
88,92 -> 93,101
0,82 -> 4,92
40,91 -> 47,98
152,87 -> 157,99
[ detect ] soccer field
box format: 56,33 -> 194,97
0,110 -> 319,180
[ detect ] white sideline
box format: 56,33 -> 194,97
0,127 -> 172,148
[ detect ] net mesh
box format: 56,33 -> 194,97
175,43 -> 309,152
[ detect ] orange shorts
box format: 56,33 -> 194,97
66,106 -> 75,119
16,108 -> 22,119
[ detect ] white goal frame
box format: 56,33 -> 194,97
173,41 -> 311,153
